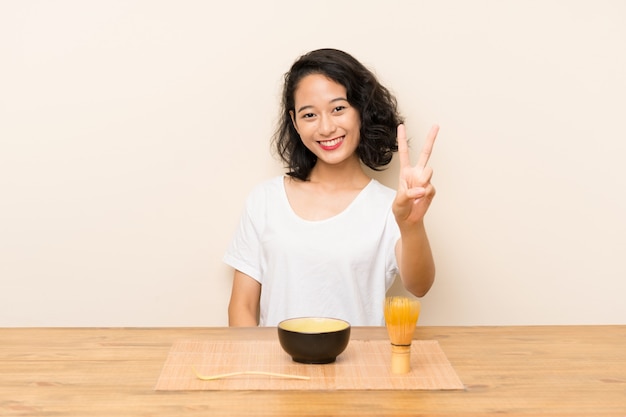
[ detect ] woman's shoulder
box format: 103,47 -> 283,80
243,175 -> 285,206
367,179 -> 396,201
248,175 -> 284,194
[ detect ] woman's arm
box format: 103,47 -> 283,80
395,221 -> 435,297
228,270 -> 261,326
392,124 -> 439,297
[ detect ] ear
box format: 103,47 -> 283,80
289,110 -> 300,135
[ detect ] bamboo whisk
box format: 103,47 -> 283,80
384,296 -> 421,374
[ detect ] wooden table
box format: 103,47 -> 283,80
1,326 -> 625,416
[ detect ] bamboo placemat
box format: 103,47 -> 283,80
155,339 -> 464,391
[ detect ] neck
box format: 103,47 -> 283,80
308,156 -> 370,189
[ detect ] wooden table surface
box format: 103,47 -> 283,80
1,326 -> 625,416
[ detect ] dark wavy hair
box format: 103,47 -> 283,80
272,48 -> 403,181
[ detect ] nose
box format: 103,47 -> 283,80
317,113 -> 337,136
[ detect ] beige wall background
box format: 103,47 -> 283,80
1,0 -> 625,326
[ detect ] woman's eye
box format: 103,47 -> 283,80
302,113 -> 315,119
333,106 -> 346,112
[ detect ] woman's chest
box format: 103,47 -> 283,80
283,182 -> 366,221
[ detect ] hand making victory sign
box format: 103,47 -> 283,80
392,123 -> 439,297
392,123 -> 439,228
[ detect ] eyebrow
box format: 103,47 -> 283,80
296,97 -> 348,114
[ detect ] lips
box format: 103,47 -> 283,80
318,136 -> 344,150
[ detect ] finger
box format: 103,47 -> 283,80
408,183 -> 436,202
406,187 -> 426,199
418,166 -> 434,185
406,166 -> 432,195
416,124 -> 439,169
396,124 -> 410,170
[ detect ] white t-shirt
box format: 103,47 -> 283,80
223,175 -> 400,326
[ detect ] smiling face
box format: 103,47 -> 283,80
290,73 -> 362,169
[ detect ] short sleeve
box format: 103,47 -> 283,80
222,194 -> 263,283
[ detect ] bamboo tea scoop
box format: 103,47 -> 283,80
192,367 -> 310,381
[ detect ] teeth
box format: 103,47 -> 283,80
320,137 -> 343,146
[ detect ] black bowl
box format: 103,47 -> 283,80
277,317 -> 351,364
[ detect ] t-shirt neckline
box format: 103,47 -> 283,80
279,175 -> 376,224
